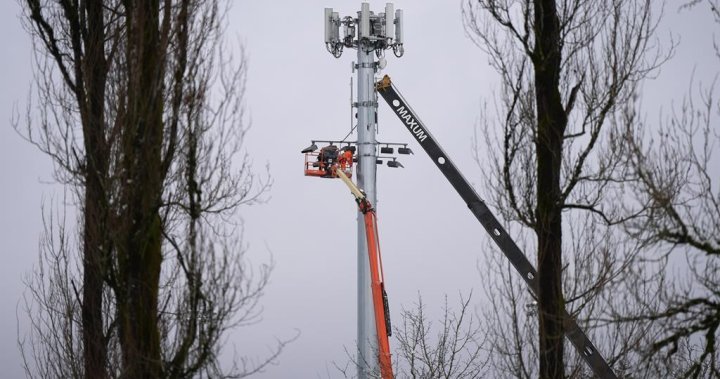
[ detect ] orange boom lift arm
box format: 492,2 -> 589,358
335,167 -> 394,379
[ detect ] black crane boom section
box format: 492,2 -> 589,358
375,75 -> 617,379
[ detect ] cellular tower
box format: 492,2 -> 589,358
324,3 -> 404,377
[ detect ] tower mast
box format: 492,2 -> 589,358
324,4 -> 404,377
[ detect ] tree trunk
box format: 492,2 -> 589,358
81,2 -> 109,378
117,0 -> 165,377
533,1 -> 566,378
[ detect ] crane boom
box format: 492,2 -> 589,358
375,75 -> 618,379
336,168 -> 394,379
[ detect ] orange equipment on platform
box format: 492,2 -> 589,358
304,145 -> 354,178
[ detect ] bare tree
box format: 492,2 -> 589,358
580,2 -> 720,378
393,293 -> 489,378
616,63 -> 720,379
334,293 -> 488,379
463,0 -> 670,377
17,1 -> 283,377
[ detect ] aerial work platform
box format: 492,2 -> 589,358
303,145 -> 354,178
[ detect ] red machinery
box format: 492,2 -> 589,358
303,145 -> 394,378
304,145 -> 354,178
335,167 -> 393,379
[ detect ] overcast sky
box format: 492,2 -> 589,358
1,1 -> 717,378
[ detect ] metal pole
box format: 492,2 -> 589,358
356,17 -> 378,377
323,5 -> 403,376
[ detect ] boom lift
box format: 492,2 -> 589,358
375,75 -> 618,379
304,144 -> 355,178
304,159 -> 394,378
335,166 -> 394,379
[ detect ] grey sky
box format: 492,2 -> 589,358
0,1 -> 717,378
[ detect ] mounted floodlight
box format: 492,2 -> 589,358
398,146 -> 413,154
301,143 -> 318,153
387,160 -> 404,168
380,146 -> 394,154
